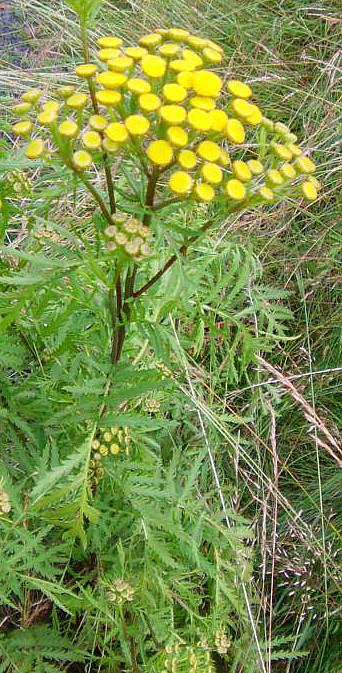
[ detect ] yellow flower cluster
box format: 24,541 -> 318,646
104,215 -> 150,260
12,28 -> 320,208
90,425 -> 130,483
107,579 -> 134,604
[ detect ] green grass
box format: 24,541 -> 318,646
0,1 -> 341,672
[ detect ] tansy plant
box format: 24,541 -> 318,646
10,15 -> 320,364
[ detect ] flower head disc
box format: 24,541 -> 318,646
147,140 -> 173,166
187,108 -> 211,131
225,179 -> 246,200
25,138 -> 44,159
38,110 -> 57,126
97,72 -> 127,89
76,63 -> 97,78
163,83 -> 187,103
89,115 -> 108,131
102,138 -> 120,154
190,96 -> 216,111
108,56 -> 134,72
169,171 -> 193,194
226,118 -> 245,144
259,186 -> 274,201
201,163 -> 223,184
294,156 -> 316,174
82,131 -> 102,150
139,93 -> 161,112
227,80 -> 252,99
160,105 -> 187,125
141,55 -> 167,78
13,102 -> 32,115
178,149 -> 197,170
139,33 -> 162,48
192,70 -> 222,97
22,88 -> 42,103
127,78 -> 152,95
197,140 -> 220,162
73,150 -> 93,170
203,47 -> 223,64
58,119 -> 79,138
195,183 -> 215,201
232,160 -> 252,182
125,46 -> 148,60
218,147 -> 230,166
266,169 -> 284,186
159,43 -> 179,57
105,123 -> 129,143
279,163 -> 297,179
57,86 -> 75,99
67,93 -> 88,109
97,48 -> 121,62
168,28 -> 190,40
97,36 -> 123,49
271,142 -> 293,161
12,120 -> 32,136
96,90 -> 122,106
125,115 -> 150,136
208,109 -> 228,132
177,71 -> 194,88
167,126 -> 188,147
302,181 -> 318,201
247,159 -> 264,175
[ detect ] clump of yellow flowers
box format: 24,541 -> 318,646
12,27 -> 320,223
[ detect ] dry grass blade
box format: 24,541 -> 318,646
256,355 -> 342,468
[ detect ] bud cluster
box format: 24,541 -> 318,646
89,425 -> 131,483
107,578 -> 135,604
7,169 -> 32,198
104,214 -> 150,260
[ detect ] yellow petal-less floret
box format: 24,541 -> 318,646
226,118 -> 245,144
307,175 -> 321,190
169,59 -> 197,73
187,35 -> 207,48
159,104 -> 187,125
205,39 -> 224,54
163,83 -> 187,103
279,163 -> 297,180
217,148 -> 230,166
56,86 -> 75,99
169,170 -> 193,194
176,71 -> 194,88
208,109 -> 228,132
125,46 -> 148,60
76,63 -> 97,78
189,96 -> 216,111
139,33 -> 162,48
178,149 -> 197,169
105,123 -> 129,143
108,56 -> 134,72
201,163 -> 223,184
97,48 -> 121,62
294,156 -> 316,174
232,160 -> 252,182
287,142 -> 302,157
232,98 -> 255,119
227,80 -> 252,99
225,178 -> 246,200
89,115 -> 108,131
43,101 -> 60,113
102,138 -> 120,154
141,55 -> 167,78
125,115 -> 150,136
246,105 -> 262,126
73,150 -> 93,170
167,126 -> 188,147
58,119 -> 79,138
192,70 -> 222,97
97,36 -> 123,49
97,72 -> 127,89
25,138 -> 44,159
13,102 -> 32,115
139,93 -> 161,112
159,43 -> 179,57
169,28 -> 190,40
147,140 -> 173,166
66,93 -> 88,109
22,88 -> 42,103
203,47 -> 222,64
82,131 -> 102,150
271,142 -> 293,161
182,49 -> 203,68
197,140 -> 220,162
187,108 -> 211,131
12,120 -> 32,136
258,186 -> 274,202
194,182 -> 215,202
301,181 -> 317,201
127,78 -> 151,95
247,159 -> 264,175
266,169 -> 284,186
38,110 -> 57,126
96,90 -> 122,106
